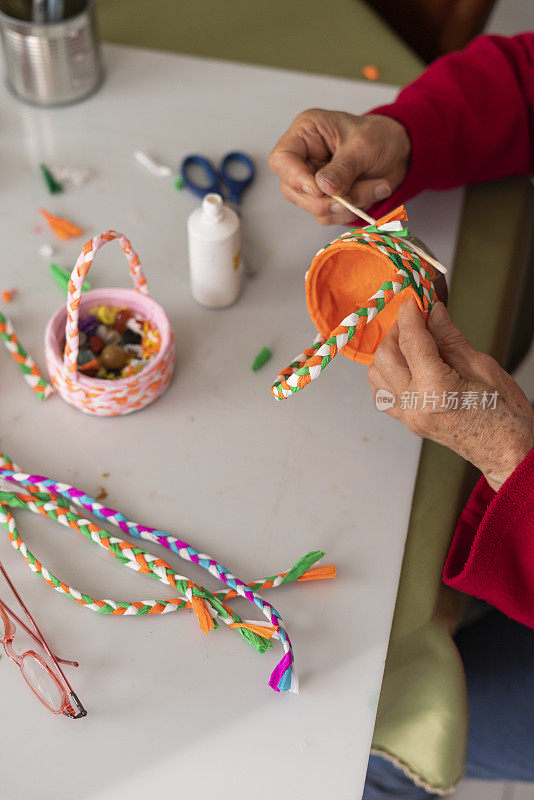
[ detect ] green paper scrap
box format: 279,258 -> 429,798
252,346 -> 272,372
281,550 -> 325,585
49,263 -> 91,295
239,625 -> 273,653
40,164 -> 63,195
174,176 -> 185,190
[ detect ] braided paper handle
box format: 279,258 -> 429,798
63,231 -> 149,375
271,272 -> 410,400
271,332 -> 325,400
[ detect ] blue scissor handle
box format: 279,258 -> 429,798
181,155 -> 221,199
219,151 -> 255,205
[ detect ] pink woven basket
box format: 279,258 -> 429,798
44,230 -> 175,416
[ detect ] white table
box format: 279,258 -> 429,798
0,45 -> 462,800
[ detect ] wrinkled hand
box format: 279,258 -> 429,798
268,109 -> 410,225
367,299 -> 534,491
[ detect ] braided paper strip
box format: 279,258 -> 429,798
0,492 -> 189,614
0,480 -> 331,632
271,225 -> 435,400
0,461 -> 333,609
0,454 -> 333,692
0,311 -> 54,401
5,492 -> 330,611
63,231 -> 148,374
0,460 -> 298,691
0,490 -> 290,657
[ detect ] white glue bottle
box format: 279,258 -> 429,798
187,193 -> 242,308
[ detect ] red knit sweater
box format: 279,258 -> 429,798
370,33 -> 534,628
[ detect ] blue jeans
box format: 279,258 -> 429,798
363,610 -> 534,799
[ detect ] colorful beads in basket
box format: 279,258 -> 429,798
75,304 -> 161,380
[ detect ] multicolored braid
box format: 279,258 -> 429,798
0,454 -> 335,692
0,490 -> 275,641
0,311 -> 54,401
0,486 -> 330,626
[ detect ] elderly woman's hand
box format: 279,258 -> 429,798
367,298 -> 534,491
268,109 -> 410,225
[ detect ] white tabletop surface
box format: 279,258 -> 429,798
0,45 -> 462,800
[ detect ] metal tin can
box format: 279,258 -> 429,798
0,0 -> 104,106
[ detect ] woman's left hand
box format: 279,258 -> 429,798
367,298 -> 534,491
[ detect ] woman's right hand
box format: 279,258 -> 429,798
268,109 -> 411,225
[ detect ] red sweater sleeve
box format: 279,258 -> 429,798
368,33 -> 534,217
443,447 -> 534,629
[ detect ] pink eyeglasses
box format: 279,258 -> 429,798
0,561 -> 86,718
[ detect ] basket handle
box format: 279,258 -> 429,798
63,230 -> 149,375
271,268 -> 435,400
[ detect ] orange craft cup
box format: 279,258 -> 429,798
305,207 -> 436,365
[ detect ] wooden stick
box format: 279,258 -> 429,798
331,195 -> 448,275
331,195 -> 376,226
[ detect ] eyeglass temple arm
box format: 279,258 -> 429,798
0,562 -> 77,691
0,599 -> 78,666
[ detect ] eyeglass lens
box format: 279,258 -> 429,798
20,653 -> 63,712
0,605 -> 9,640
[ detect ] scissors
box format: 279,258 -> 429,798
180,151 -> 255,207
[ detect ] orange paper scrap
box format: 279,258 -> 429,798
191,594 -> 216,633
40,209 -> 84,240
362,64 -> 380,81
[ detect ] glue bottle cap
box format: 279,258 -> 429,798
202,193 -> 224,222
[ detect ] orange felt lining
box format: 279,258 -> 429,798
305,241 -> 425,366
